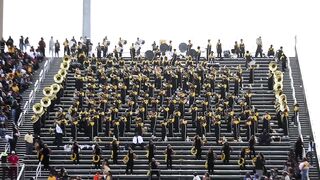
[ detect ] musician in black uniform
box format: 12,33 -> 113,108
187,40 -> 192,56
150,158 -> 160,178
93,144 -> 102,169
280,53 -> 287,72
164,144 -> 175,169
206,148 -> 216,174
213,116 -> 221,144
267,45 -> 275,57
206,39 -> 212,60
249,135 -> 256,159
40,144 -> 52,170
130,43 -> 135,60
111,138 -> 119,164
244,51 -> 252,69
196,46 -> 201,64
147,140 -> 156,163
234,41 -> 240,57
125,147 -> 136,174
194,135 -> 203,160
161,121 -> 167,141
239,148 -> 246,169
180,119 -> 187,141
216,39 -> 222,58
72,141 -> 80,164
221,142 -> 232,164
239,39 -> 245,58
255,36 -> 263,58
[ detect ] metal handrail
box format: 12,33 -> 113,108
17,163 -> 26,180
35,162 -> 42,180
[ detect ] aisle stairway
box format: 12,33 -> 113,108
283,57 -> 319,179
22,57 -> 294,180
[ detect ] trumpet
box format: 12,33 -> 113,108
54,74 -> 63,84
123,155 -> 129,164
41,96 -> 51,108
33,103 -> 43,115
252,157 -> 257,166
191,146 -> 197,156
43,86 -> 53,97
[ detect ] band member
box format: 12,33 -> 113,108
196,46 -> 201,64
221,142 -> 232,164
187,40 -> 192,56
213,115 -> 221,144
249,135 -> 256,159
206,148 -> 216,175
180,119 -> 187,141
239,39 -> 245,58
168,40 -> 173,52
280,53 -> 287,72
93,144 -> 102,169
234,41 -> 240,57
255,36 -> 263,58
164,144 -> 175,169
147,140 -> 156,163
216,39 -> 222,58
267,45 -> 275,57
72,141 -> 80,164
172,49 -> 177,65
262,112 -> 271,133
125,147 -> 137,174
268,71 -> 274,90
193,135 -> 203,160
206,39 -> 212,60
232,116 -> 240,141
292,103 -> 299,126
245,51 -> 252,69
239,148 -> 246,169
161,121 -> 167,141
130,43 -> 135,60
245,117 -> 252,141
149,158 -> 160,178
40,144 -> 52,170
111,138 -> 119,164
282,108 -> 289,136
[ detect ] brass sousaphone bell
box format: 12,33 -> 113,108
273,82 -> 283,91
31,114 -> 40,123
43,86 -> 53,97
58,69 -> 67,78
54,74 -> 63,84
33,103 -> 44,115
268,61 -> 277,72
41,96 -> 51,108
51,83 -> 61,94
60,61 -> 70,70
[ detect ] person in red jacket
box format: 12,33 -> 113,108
7,151 -> 19,180
93,171 -> 101,180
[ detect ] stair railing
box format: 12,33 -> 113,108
35,162 -> 42,180
288,57 -> 305,157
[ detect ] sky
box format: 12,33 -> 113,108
3,0 -> 320,159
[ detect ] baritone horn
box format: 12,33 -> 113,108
268,61 -> 277,72
41,96 -> 51,108
33,103 -> 44,115
43,86 -> 53,97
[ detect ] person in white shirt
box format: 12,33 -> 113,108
192,172 -> 201,180
255,36 -> 263,58
24,131 -> 34,155
49,36 -> 54,57
132,134 -> 144,150
54,123 -> 63,148
299,157 -> 310,180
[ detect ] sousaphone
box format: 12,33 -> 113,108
41,96 -> 51,108
33,103 -> 44,115
43,86 -> 53,97
54,74 -> 63,84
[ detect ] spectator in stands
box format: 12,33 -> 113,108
47,172 -> 56,180
243,172 -> 252,180
267,45 -> 275,57
24,131 -> 34,155
255,36 -> 263,58
132,133 -> 144,150
24,37 -> 30,50
38,37 -> 46,57
102,159 -> 110,175
193,172 -> 201,180
58,167 -> 69,180
55,40 -> 60,57
295,137 -> 303,161
202,172 -> 210,180
282,171 -> 290,180
7,151 -> 19,180
149,158 -> 160,178
299,157 -> 310,180
54,122 -> 63,148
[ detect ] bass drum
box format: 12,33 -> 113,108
145,50 -> 155,60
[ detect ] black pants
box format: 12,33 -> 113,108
249,147 -> 256,159
255,46 -> 262,57
126,161 -> 133,174
73,153 -> 79,164
208,163 -> 214,174
196,148 -> 202,160
150,169 -> 160,179
166,157 -> 172,169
